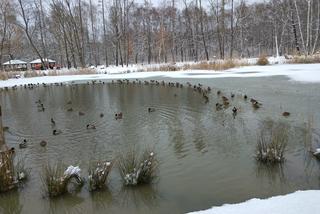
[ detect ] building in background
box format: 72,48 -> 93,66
29,58 -> 56,70
2,60 -> 28,71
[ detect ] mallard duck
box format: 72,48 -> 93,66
115,112 -> 123,120
252,101 -> 261,109
244,95 -> 248,100
216,103 -> 223,111
79,111 -> 85,116
100,113 -> 104,118
53,129 -> 62,135
51,118 -> 56,125
282,112 -> 290,117
40,140 -> 47,147
222,96 -> 229,102
203,94 -> 209,103
86,124 -> 96,129
232,107 -> 238,114
148,107 -> 156,113
19,139 -> 27,149
231,93 -> 235,98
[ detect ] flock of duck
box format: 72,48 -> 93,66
2,78 -> 291,150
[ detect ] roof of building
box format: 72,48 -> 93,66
29,58 -> 56,64
3,60 -> 27,65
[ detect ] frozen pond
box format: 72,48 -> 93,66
0,75 -> 320,214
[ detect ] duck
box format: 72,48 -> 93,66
86,124 -> 96,129
223,101 -> 230,107
222,96 -> 229,102
216,103 -> 223,111
51,118 -> 56,125
244,95 -> 248,100
67,108 -> 73,112
203,94 -> 209,103
53,129 -> 62,135
100,113 -> 104,118
67,101 -> 72,104
2,126 -> 9,132
19,139 -> 27,149
282,112 -> 290,117
115,112 -> 123,120
148,107 -> 156,113
232,107 -> 238,114
217,90 -> 221,95
40,140 -> 47,147
79,111 -> 85,116
231,93 -> 235,98
252,101 -> 261,109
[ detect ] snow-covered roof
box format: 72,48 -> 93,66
3,60 -> 27,65
29,58 -> 56,64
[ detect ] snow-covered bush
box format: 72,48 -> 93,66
118,148 -> 158,186
88,161 -> 113,191
42,163 -> 84,197
256,121 -> 288,164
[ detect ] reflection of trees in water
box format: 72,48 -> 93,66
0,190 -> 22,214
118,184 -> 160,209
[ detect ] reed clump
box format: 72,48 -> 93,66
256,121 -> 288,164
118,148 -> 158,186
42,163 -> 84,197
88,160 -> 113,191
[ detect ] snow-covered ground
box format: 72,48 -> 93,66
1,63 -> 320,88
188,190 -> 320,214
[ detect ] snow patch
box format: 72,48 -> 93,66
188,190 -> 320,214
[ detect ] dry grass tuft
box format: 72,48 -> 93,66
42,163 -> 84,197
88,160 -> 113,191
256,56 -> 269,66
118,147 -> 158,186
256,120 -> 288,164
187,60 -> 249,71
289,55 -> 320,64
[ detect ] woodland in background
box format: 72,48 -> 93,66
0,0 -> 319,69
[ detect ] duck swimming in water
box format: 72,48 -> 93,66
216,103 -> 223,111
53,129 -> 62,135
19,139 -> 27,149
148,107 -> 156,113
282,112 -> 290,117
115,112 -> 123,120
51,118 -> 56,125
86,124 -> 96,129
100,113 -> 104,118
79,111 -> 85,116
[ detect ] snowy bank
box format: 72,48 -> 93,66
1,63 -> 320,88
188,190 -> 320,214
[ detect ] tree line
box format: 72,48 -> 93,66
0,0 -> 319,69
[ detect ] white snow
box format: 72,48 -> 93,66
188,190 -> 320,214
29,58 -> 56,64
64,165 -> 81,177
1,63 -> 320,88
3,60 -> 27,65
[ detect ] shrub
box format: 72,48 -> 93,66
42,163 -> 84,197
256,121 -> 288,164
256,56 -> 269,65
289,55 -> 320,64
118,147 -> 158,186
0,149 -> 16,192
88,161 -> 113,191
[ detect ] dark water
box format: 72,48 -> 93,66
0,76 -> 320,214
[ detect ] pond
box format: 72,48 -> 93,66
0,76 -> 320,214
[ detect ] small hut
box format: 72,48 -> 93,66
30,58 -> 56,70
2,60 -> 28,71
